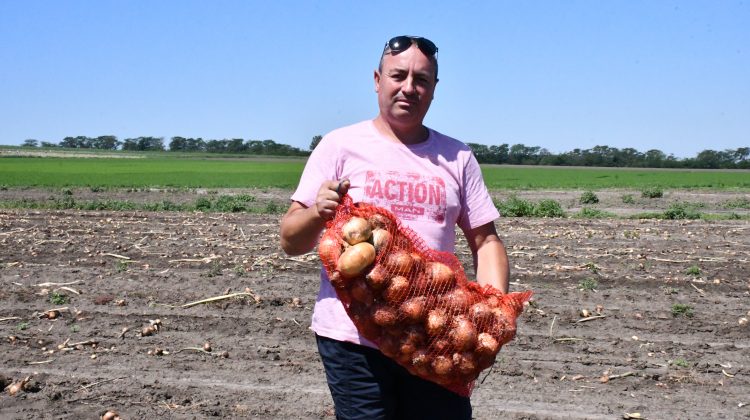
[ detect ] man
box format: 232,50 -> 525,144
280,35 -> 510,419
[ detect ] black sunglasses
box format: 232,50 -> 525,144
383,35 -> 438,57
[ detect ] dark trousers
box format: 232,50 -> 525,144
316,335 -> 472,420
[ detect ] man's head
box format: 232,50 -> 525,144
375,36 -> 439,133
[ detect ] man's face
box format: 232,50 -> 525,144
375,44 -> 437,129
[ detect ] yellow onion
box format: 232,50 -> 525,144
384,250 -> 416,276
475,332 -> 500,357
341,217 -> 372,245
350,278 -> 374,304
365,265 -> 390,290
371,304 -> 399,327
425,308 -> 449,337
411,348 -> 432,376
399,297 -> 428,324
432,355 -> 454,376
452,351 -> 478,376
469,302 -> 494,325
425,262 -> 455,291
449,315 -> 478,351
318,236 -> 342,267
383,275 -> 410,304
337,242 -> 376,278
442,288 -> 473,313
368,213 -> 395,230
371,228 -> 392,254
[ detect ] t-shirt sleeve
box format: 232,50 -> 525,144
457,151 -> 500,232
290,135 -> 341,207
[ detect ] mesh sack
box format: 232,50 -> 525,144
319,195 -> 533,397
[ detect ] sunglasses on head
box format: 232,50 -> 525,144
384,35 -> 438,57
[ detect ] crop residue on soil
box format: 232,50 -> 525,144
1,190 -> 749,419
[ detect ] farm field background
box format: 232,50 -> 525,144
1,153 -> 749,419
1,155 -> 750,190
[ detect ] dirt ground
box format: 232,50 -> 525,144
1,188 -> 748,419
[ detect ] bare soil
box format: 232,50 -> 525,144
1,188 -> 748,419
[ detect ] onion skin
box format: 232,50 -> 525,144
449,316 -> 478,351
365,265 -> 390,290
432,355 -> 454,376
442,288 -> 473,313
371,228 -> 392,254
425,262 -> 455,291
475,332 -> 500,358
372,304 -> 399,327
452,351 -> 478,376
383,275 -> 410,304
384,250 -> 416,276
350,278 -> 374,304
469,302 -> 494,325
411,348 -> 432,376
342,217 -> 373,245
425,308 -> 449,337
318,236 -> 342,267
399,297 -> 427,323
328,271 -> 348,289
337,242 -> 376,278
368,213 -> 394,230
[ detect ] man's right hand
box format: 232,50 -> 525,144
315,179 -> 350,221
279,178 -> 350,256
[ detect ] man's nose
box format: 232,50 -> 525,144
401,76 -> 416,95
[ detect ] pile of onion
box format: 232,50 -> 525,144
319,203 -> 531,393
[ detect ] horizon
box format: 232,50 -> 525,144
1,1 -> 748,159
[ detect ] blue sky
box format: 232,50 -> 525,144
1,1 -> 748,158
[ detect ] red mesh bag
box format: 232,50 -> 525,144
319,195 -> 533,397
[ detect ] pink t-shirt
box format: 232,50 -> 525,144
291,120 -> 500,348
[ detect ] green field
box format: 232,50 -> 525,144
1,156 -> 750,189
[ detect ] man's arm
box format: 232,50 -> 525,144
462,222 -> 510,293
279,180 -> 349,256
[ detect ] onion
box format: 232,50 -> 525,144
365,265 -> 390,290
328,271 -> 348,289
350,278 -> 374,304
469,302 -> 494,325
452,352 -> 478,376
101,410 -> 120,420
425,262 -> 455,291
485,294 -> 501,308
368,213 -> 394,230
442,288 -> 473,313
371,228 -> 392,254
383,275 -> 410,304
449,316 -> 477,351
371,304 -> 398,327
399,297 -> 427,323
425,308 -> 449,337
401,325 -> 426,348
432,355 -> 454,376
318,236 -> 342,267
337,242 -> 376,278
341,217 -> 372,245
431,338 -> 451,354
411,348 -> 432,376
475,332 -> 500,357
384,250 -> 416,275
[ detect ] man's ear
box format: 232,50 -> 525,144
374,70 -> 381,93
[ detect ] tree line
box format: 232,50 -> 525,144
19,136 -> 749,169
21,136 -> 310,157
465,143 -> 750,169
